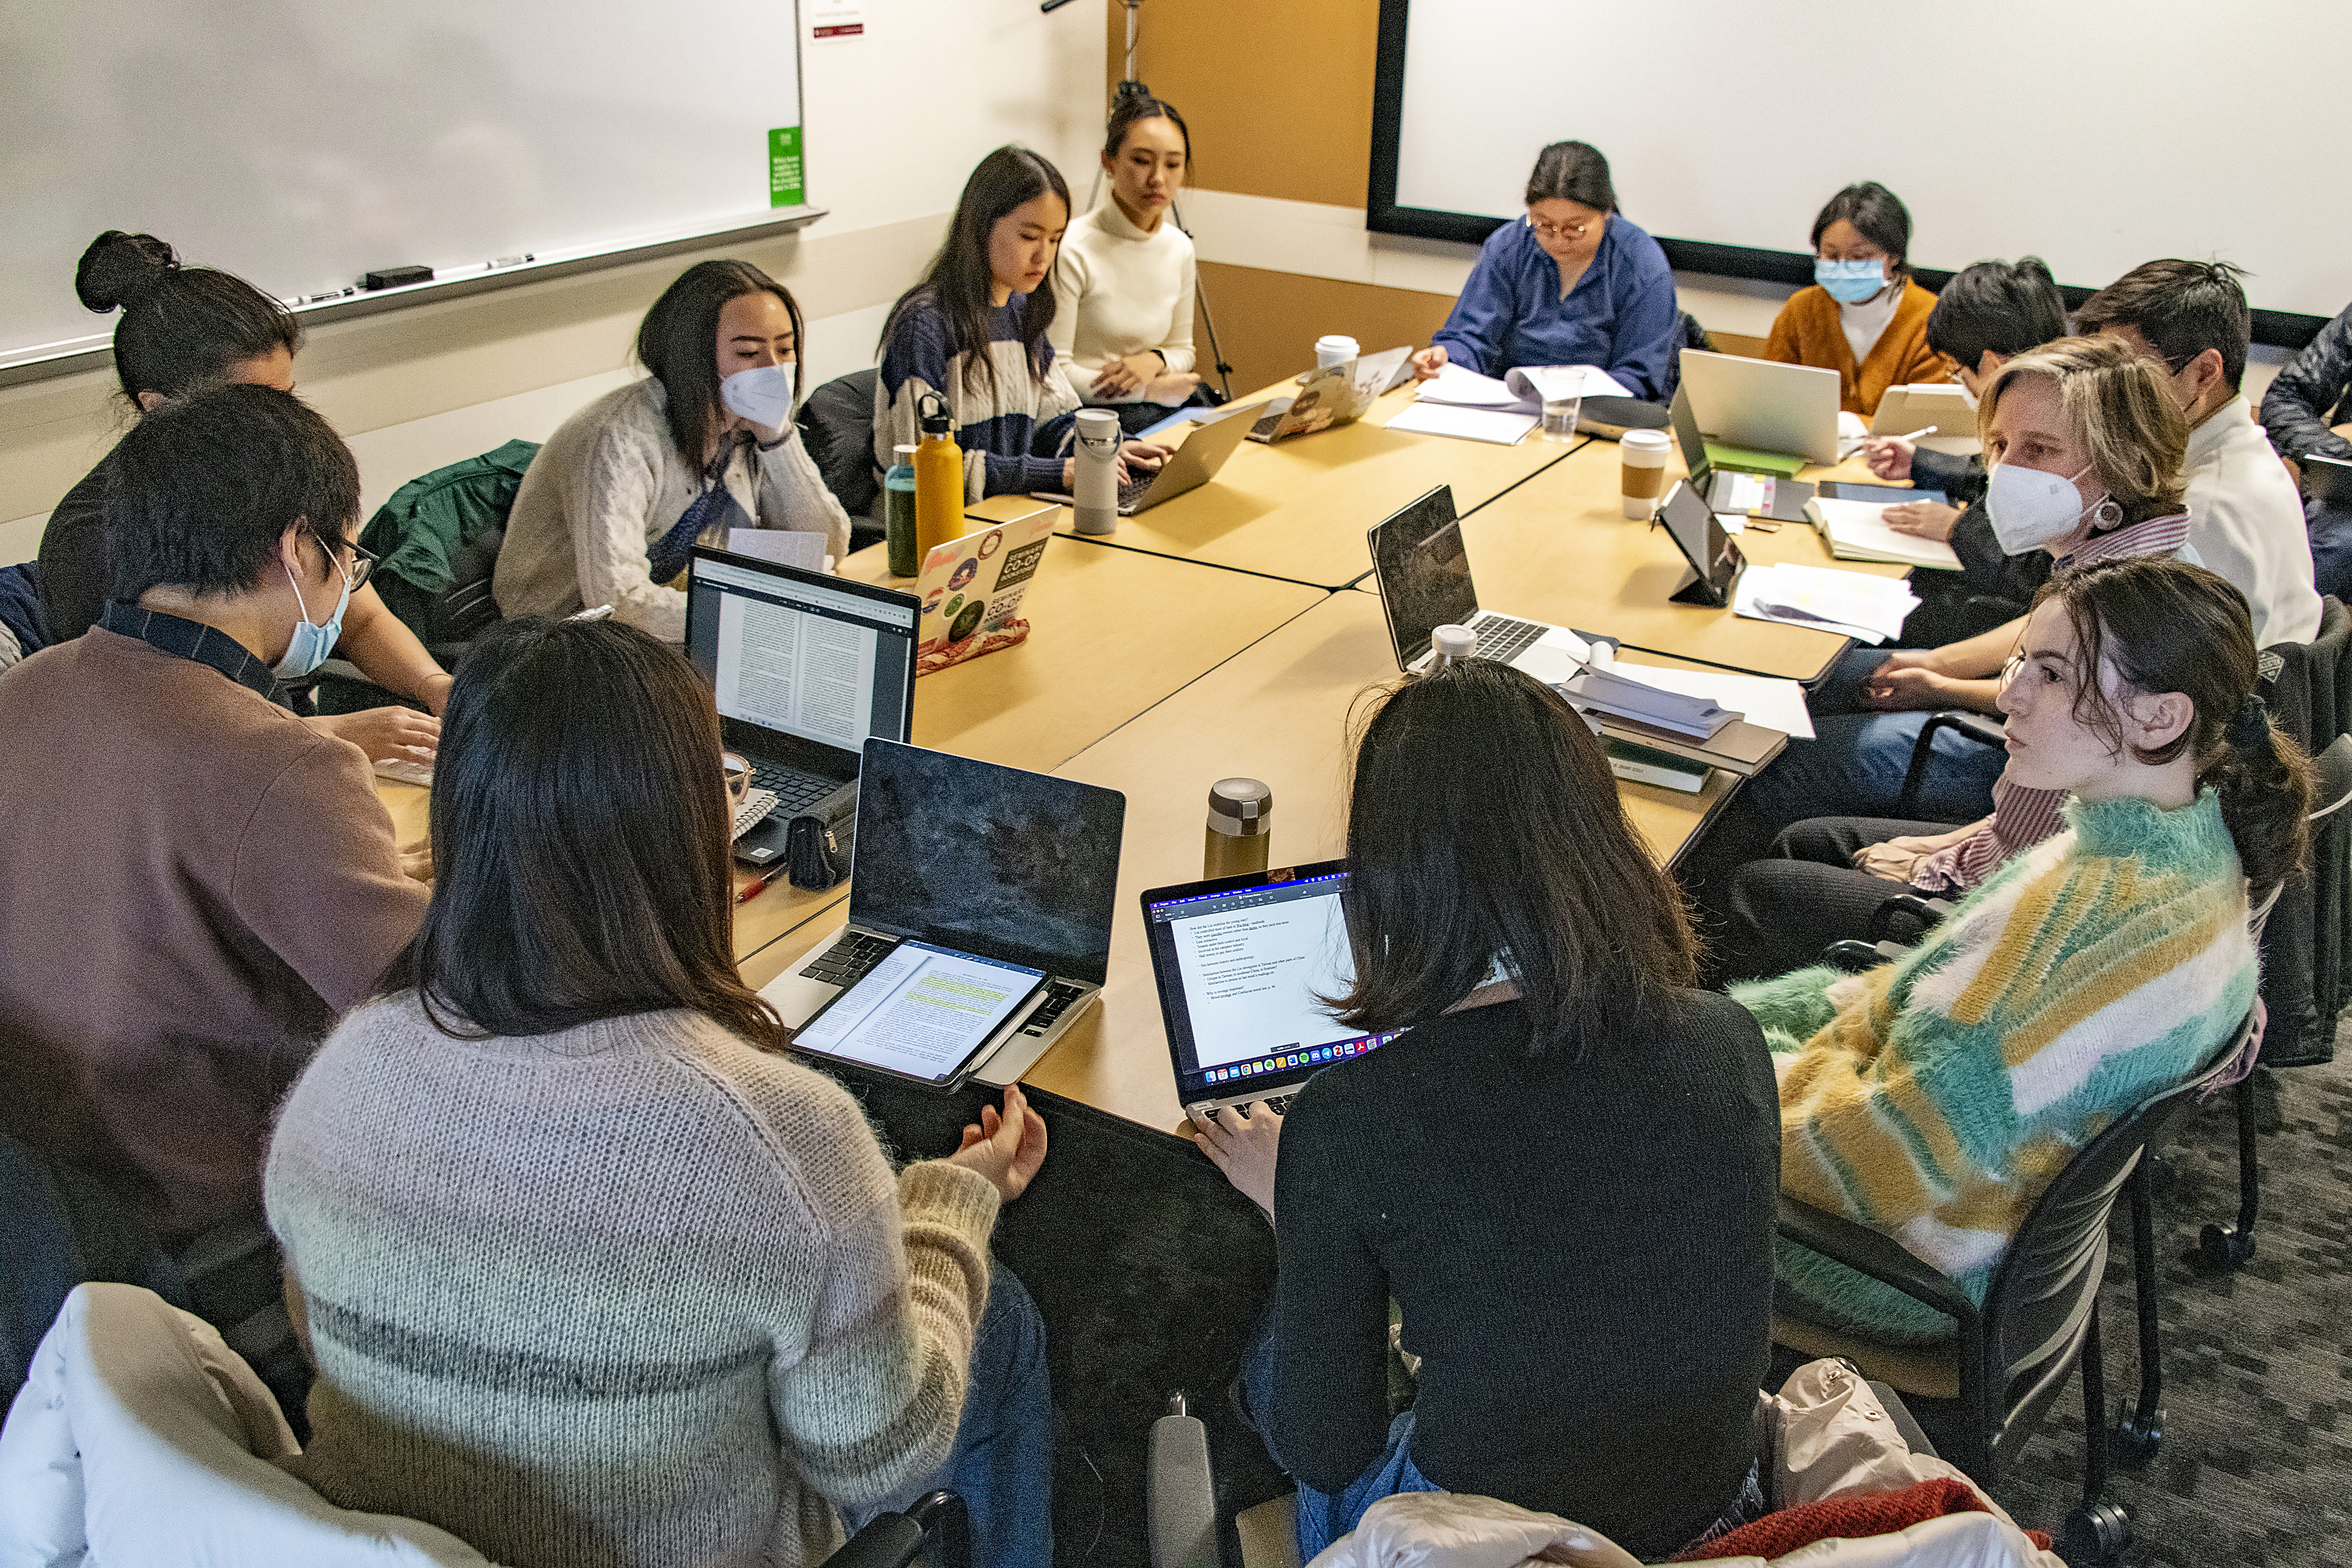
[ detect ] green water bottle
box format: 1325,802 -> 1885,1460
884,443 -> 920,579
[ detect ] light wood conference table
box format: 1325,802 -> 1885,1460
1453,436 -> 1913,683
965,380 -> 1585,591
739,590 -> 1735,1133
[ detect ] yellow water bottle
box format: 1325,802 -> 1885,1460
914,392 -> 963,563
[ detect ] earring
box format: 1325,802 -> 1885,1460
2091,497 -> 2124,530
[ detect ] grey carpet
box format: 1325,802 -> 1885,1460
1985,1019 -> 2352,1565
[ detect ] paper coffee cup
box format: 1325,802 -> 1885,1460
1619,429 -> 1672,519
1315,334 -> 1360,370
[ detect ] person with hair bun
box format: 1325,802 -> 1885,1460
494,257 -> 851,641
1764,182 -> 1952,417
1195,660 -> 1776,1562
1047,94 -> 1205,425
1740,555 -> 2307,1345
1408,141 -> 1680,401
41,231 -> 448,764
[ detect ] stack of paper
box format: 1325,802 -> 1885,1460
1386,401 -> 1538,445
1804,497 -> 1962,570
1733,563 -> 1921,645
1560,666 -> 1740,739
1605,657 -> 1815,740
1390,362 -> 1639,445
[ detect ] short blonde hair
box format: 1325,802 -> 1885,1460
1979,334 -> 2189,523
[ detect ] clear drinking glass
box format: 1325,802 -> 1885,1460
1540,393 -> 1582,442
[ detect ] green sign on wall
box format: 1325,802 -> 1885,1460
768,127 -> 804,209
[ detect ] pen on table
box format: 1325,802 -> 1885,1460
737,873 -> 776,904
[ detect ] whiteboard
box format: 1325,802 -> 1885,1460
1380,0 -> 2351,326
0,0 -> 808,364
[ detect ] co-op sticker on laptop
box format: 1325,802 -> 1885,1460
912,514 -> 1054,675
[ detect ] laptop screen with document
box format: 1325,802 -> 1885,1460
1142,862 -> 1397,1107
685,549 -> 917,765
1368,485 -> 1474,668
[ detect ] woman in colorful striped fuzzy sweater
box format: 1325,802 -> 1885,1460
1735,557 -> 2313,1342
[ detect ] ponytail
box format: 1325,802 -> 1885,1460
2205,694 -> 2314,901
2039,559 -> 2316,899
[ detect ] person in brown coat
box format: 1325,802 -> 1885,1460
1765,182 -> 1953,416
0,384 -> 427,1262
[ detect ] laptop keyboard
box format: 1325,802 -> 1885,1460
1470,616 -> 1548,664
798,931 -> 898,986
752,762 -> 839,818
1018,979 -> 1092,1038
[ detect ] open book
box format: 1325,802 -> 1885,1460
1804,497 -> 1962,570
1419,362 -> 1634,412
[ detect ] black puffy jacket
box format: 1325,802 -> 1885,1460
2261,302 -> 2352,464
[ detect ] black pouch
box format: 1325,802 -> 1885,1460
786,814 -> 844,890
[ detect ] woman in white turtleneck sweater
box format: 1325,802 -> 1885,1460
1763,180 -> 1952,417
1048,95 -> 1205,429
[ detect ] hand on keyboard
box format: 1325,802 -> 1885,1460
1191,1100 -> 1283,1223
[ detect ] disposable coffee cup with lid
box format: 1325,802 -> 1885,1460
1314,334 -> 1360,370
1619,429 -> 1673,519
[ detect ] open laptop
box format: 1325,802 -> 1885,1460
1670,383 -> 1813,522
1654,478 -> 1748,608
1033,399 -> 1265,515
1678,348 -> 1857,467
2304,453 -> 2352,509
759,739 -> 1126,1089
685,548 -> 918,859
1142,860 -> 1402,1116
1368,484 -> 1597,684
1248,347 -> 1412,443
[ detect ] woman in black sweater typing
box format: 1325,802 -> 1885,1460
1196,661 -> 1777,1561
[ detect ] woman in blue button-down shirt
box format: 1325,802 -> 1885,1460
1409,142 -> 1681,401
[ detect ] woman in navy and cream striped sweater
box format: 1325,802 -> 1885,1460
874,146 -> 1164,502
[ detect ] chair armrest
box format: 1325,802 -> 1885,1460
1822,940 -> 1902,973
1776,1194 -> 1978,1324
821,1493 -> 967,1568
1148,1404 -> 1219,1568
1866,893 -> 1953,944
1893,711 -> 2009,817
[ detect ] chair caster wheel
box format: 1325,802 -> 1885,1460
2111,1400 -> 2162,1469
2195,1222 -> 2255,1271
2056,1499 -> 2132,1566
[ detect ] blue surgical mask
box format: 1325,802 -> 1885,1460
1814,257 -> 1889,305
275,548 -> 355,679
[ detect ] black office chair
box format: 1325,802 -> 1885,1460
831,1492 -> 969,1568
1772,1013 -> 2254,1567
797,368 -> 887,554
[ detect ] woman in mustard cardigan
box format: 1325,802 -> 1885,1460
1765,182 -> 1952,416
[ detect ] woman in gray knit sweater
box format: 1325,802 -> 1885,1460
265,616 -> 1052,1568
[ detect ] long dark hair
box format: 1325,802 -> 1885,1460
2036,557 -> 2314,898
1328,661 -> 1698,1055
1811,182 -> 1913,283
378,617 -> 789,1051
880,146 -> 1070,403
636,259 -> 807,468
1524,141 -> 1617,214
75,231 -> 302,407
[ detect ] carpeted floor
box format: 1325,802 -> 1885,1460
839,1018 -> 2352,1568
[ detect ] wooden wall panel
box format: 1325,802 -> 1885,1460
1106,0 -> 1377,208
1190,261 -> 1454,398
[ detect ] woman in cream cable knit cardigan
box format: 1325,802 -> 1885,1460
266,616 -> 1053,1568
1737,557 -> 2312,1343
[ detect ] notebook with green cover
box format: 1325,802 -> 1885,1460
1704,441 -> 1808,479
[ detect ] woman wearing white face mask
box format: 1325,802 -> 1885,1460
1685,337 -> 2199,974
495,261 -> 852,641
1763,182 -> 1952,417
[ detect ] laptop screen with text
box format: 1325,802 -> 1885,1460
685,551 -> 916,759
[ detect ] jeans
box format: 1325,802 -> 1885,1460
854,1260 -> 1054,1568
1238,1318 -> 1442,1563
2310,497 -> 2352,603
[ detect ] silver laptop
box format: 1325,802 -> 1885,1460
1141,860 -> 1402,1116
1366,484 -> 1596,685
1034,399 -> 1266,515
1247,347 -> 1412,443
685,547 -> 919,857
1677,348 -> 1850,466
759,739 -> 1126,1089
